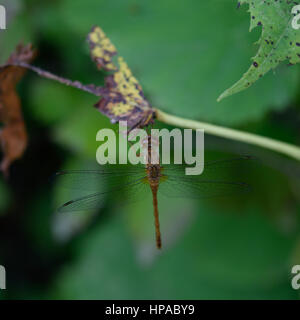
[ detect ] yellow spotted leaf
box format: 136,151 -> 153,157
88,26 -> 117,71
88,26 -> 155,129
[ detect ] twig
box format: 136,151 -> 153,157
11,62 -> 104,96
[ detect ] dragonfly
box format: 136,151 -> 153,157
56,153 -> 251,249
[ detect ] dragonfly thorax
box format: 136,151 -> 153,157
146,164 -> 162,185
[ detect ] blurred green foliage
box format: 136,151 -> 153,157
0,0 -> 300,300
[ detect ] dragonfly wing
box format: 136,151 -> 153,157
159,155 -> 253,199
159,176 -> 250,199
55,164 -> 147,192
57,192 -> 107,213
161,156 -> 253,179
57,176 -> 150,213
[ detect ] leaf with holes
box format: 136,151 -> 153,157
218,0 -> 300,101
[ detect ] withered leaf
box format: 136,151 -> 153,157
88,26 -> 155,129
88,26 -> 117,72
0,44 -> 37,176
95,57 -> 155,128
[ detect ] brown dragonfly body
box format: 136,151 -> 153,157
144,134 -> 163,248
146,163 -> 162,249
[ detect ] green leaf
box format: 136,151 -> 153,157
28,79 -> 86,125
218,0 -> 300,101
50,0 -> 299,125
53,202 -> 298,299
52,99 -> 112,157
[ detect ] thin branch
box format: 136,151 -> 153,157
155,109 -> 300,161
11,62 -> 104,96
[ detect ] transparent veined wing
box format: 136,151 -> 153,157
160,156 -> 253,178
55,164 -> 152,213
55,164 -> 147,192
159,156 -> 252,199
158,176 -> 250,199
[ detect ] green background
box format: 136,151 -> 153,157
0,0 -> 300,299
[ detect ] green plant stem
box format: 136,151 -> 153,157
155,109 -> 300,161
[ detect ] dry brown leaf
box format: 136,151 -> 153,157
0,43 -> 37,176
